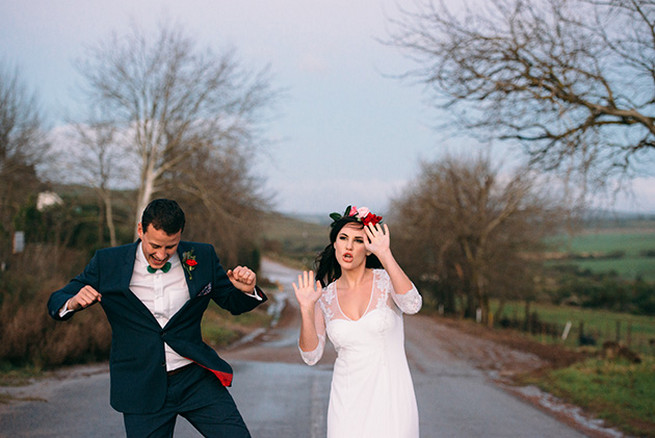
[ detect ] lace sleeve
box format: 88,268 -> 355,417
391,283 -> 422,315
299,334 -> 326,366
298,300 -> 327,366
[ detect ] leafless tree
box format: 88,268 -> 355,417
166,141 -> 269,267
75,21 -> 277,238
390,154 -> 567,320
389,0 -> 655,191
64,121 -> 125,246
0,63 -> 49,258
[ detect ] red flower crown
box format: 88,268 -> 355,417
329,205 -> 383,227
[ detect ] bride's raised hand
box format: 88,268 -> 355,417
364,223 -> 391,256
292,270 -> 322,311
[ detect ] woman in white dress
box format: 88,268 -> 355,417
293,205 -> 422,438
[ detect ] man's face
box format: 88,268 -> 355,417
137,223 -> 182,269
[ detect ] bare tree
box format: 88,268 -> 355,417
390,0 -> 655,189
64,121 -> 125,246
75,22 -> 277,237
390,154 -> 566,320
0,63 -> 49,258
167,141 -> 269,267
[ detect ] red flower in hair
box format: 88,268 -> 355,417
361,212 -> 383,226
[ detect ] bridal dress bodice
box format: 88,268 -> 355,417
300,269 -> 422,438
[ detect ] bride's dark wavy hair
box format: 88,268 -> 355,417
314,216 -> 382,287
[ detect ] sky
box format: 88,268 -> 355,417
1,0 -> 654,216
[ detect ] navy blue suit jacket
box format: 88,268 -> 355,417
47,240 -> 267,414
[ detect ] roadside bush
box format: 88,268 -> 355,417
640,249 -> 655,258
546,265 -> 655,315
0,243 -> 111,369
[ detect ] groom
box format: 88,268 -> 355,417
47,198 -> 267,437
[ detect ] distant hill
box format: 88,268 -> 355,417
283,212 -> 331,225
259,211 -> 330,268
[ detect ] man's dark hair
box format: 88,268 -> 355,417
141,199 -> 186,235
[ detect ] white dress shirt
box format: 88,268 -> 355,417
131,243 -> 192,371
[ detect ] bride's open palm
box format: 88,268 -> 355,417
292,270 -> 323,310
364,223 -> 390,256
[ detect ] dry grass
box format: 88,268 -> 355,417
0,244 -> 111,369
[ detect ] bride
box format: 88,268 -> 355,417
292,205 -> 422,438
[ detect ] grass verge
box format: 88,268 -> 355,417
519,357 -> 655,437
440,313 -> 655,437
0,364 -> 44,387
200,300 -> 273,348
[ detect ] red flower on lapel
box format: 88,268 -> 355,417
182,249 -> 197,279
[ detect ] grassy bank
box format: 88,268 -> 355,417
520,357 -> 655,437
490,300 -> 655,436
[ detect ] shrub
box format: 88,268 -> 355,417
0,244 -> 111,369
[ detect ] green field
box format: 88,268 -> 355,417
570,257 -> 655,280
492,300 -> 655,355
559,230 -> 655,254
548,221 -> 655,281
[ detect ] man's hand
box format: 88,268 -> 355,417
227,266 -> 257,293
69,285 -> 102,311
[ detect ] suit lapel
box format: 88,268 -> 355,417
120,242 -> 138,290
121,241 -> 161,325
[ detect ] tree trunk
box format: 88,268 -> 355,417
104,194 -> 117,247
134,169 -> 156,239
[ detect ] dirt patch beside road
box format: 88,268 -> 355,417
428,316 -> 587,374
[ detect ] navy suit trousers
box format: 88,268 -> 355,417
122,364 -> 250,438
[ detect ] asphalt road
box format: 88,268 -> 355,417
0,259 -> 610,437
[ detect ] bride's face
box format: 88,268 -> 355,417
333,223 -> 367,269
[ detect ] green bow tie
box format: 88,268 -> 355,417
147,262 -> 171,273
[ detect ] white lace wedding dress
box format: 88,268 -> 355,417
300,269 -> 422,438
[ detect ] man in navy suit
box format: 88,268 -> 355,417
48,198 -> 267,437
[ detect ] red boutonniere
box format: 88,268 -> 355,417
182,249 -> 198,279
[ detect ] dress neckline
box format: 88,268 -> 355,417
334,270 -> 376,322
